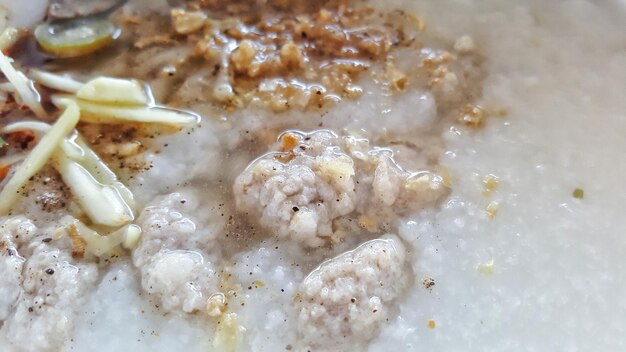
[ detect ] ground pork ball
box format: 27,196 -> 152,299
6,243 -> 98,351
233,130 -> 448,247
0,218 -> 34,320
295,234 -> 409,351
0,216 -> 98,352
132,191 -> 224,313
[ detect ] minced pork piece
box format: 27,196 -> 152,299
295,234 -> 408,351
0,218 -> 29,321
132,192 -> 224,313
0,217 -> 98,352
233,130 -> 448,247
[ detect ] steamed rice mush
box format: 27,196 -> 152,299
0,0 -> 625,351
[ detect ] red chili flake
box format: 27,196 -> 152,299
0,165 -> 9,182
6,130 -> 36,150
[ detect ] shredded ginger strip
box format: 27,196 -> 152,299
2,120 -> 136,226
0,48 -> 48,119
52,95 -> 200,127
29,69 -> 84,94
0,103 -> 80,213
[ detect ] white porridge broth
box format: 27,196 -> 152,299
0,0 -> 624,351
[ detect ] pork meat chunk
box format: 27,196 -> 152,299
133,192 -> 224,313
234,130 -> 447,247
296,234 -> 409,351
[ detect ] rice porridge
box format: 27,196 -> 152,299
0,0 -> 624,351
